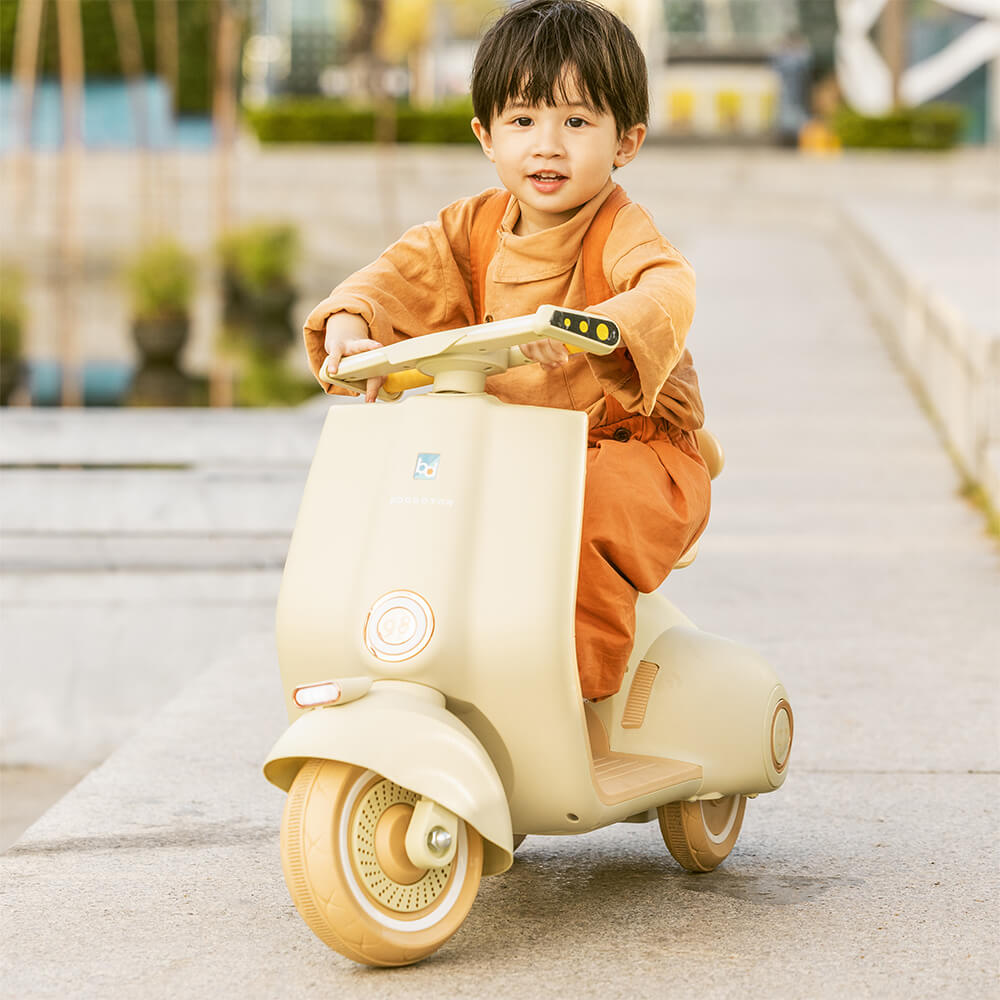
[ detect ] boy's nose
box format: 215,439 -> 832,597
531,122 -> 565,157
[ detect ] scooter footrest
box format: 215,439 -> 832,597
585,705 -> 702,805
590,753 -> 702,805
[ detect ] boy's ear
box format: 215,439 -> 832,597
613,123 -> 647,168
471,117 -> 496,162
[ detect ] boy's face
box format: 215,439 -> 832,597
472,77 -> 645,235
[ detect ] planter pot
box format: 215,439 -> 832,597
127,362 -> 197,407
222,280 -> 296,324
132,316 -> 190,365
0,359 -> 24,405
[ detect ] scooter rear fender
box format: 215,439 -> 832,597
263,682 -> 513,875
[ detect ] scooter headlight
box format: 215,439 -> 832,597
293,681 -> 342,708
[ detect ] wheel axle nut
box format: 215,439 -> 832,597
427,827 -> 452,854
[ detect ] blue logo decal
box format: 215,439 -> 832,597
414,453 -> 441,480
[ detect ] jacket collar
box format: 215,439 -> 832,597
492,179 -> 616,283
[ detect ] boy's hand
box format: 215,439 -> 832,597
520,339 -> 569,370
323,312 -> 386,403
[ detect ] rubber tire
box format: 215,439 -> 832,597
281,758 -> 483,966
658,795 -> 747,873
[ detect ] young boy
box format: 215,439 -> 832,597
303,0 -> 710,702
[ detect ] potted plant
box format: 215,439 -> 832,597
0,265 -> 26,405
218,222 -> 299,357
124,239 -> 196,364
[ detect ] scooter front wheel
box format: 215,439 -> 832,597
281,758 -> 483,966
657,795 -> 747,872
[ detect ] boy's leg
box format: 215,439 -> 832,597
575,424 -> 711,701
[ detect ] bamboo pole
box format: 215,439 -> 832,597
152,0 -> 180,253
11,0 -> 44,246
109,0 -> 154,235
209,1 -> 242,407
879,0 -> 908,109
55,0 -> 84,407
154,0 -> 180,113
213,1 -> 240,238
12,0 -> 44,148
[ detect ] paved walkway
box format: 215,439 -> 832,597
2,186 -> 997,996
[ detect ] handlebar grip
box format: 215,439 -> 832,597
384,370 -> 434,394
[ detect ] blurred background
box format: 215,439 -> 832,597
0,0 -> 995,408
0,1 -> 997,852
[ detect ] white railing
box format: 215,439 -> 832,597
838,205 -> 1000,511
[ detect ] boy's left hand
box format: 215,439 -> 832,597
520,340 -> 569,370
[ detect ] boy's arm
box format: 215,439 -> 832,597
584,203 -> 698,421
303,198 -> 484,393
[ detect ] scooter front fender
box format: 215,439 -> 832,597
263,684 -> 513,875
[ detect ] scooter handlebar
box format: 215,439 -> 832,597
320,305 -> 620,399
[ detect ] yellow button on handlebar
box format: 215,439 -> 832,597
579,320 -> 589,333
596,322 -> 609,341
564,317 -> 571,327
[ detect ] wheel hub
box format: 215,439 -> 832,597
350,778 -> 454,913
374,804 -> 426,885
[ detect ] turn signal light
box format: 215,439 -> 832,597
293,681 -> 342,708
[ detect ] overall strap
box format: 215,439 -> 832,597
581,183 -> 630,305
469,191 -> 510,323
469,184 -> 630,322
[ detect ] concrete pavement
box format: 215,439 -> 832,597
2,182 -> 998,996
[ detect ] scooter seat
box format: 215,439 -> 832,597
695,428 -> 724,480
671,429 -> 724,570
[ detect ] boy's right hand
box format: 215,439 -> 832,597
323,312 -> 386,403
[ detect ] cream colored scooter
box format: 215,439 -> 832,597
263,306 -> 793,967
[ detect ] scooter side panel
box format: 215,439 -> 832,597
607,625 -> 790,795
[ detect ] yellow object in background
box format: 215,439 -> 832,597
715,90 -> 742,130
760,91 -> 777,127
799,119 -> 842,155
668,89 -> 696,128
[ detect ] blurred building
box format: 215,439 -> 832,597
836,0 -> 999,144
240,0 -> 832,140
240,0 -> 997,143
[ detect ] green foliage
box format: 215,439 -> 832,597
0,264 -> 25,360
832,103 -> 966,150
235,352 -> 321,407
124,239 -> 195,320
0,0 -> 216,114
244,99 -> 477,144
218,223 -> 300,295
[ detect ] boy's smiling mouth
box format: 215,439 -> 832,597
528,171 -> 569,193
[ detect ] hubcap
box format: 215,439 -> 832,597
375,804 -> 426,885
350,778 -> 454,913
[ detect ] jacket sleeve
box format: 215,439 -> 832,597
302,197 -> 484,392
584,203 -> 700,423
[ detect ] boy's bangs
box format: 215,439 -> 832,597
507,63 -> 604,117
472,0 -> 648,133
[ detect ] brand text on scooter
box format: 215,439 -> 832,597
389,496 -> 456,507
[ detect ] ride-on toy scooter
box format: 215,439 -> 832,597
263,306 -> 793,967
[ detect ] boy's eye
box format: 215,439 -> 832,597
513,116 -> 533,127
566,117 -> 587,128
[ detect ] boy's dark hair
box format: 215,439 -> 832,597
471,0 -> 648,137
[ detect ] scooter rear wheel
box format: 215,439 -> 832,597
281,758 -> 483,966
657,795 -> 747,872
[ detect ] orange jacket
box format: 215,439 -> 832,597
303,178 -> 703,430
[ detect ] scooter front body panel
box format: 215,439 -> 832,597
275,392 -> 615,835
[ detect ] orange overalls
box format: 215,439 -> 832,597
468,188 -> 710,700
303,182 -> 711,701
